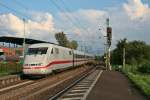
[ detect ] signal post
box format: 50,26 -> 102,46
105,18 -> 112,70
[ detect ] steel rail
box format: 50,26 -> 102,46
49,68 -> 96,100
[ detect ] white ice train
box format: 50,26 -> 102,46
23,43 -> 94,76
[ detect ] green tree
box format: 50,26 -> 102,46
111,38 -> 127,65
55,32 -> 78,49
55,32 -> 69,47
69,40 -> 78,49
111,39 -> 150,65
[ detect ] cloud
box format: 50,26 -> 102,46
0,13 -> 24,34
108,0 -> 150,45
59,9 -> 107,25
58,9 -> 107,37
56,9 -> 108,54
0,0 -> 150,55
123,0 -> 150,20
26,11 -> 55,32
0,12 -> 55,42
57,0 -> 150,53
28,12 -> 55,32
75,9 -> 107,23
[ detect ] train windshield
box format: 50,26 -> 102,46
0,52 -> 4,56
27,47 -> 48,55
0,49 -> 4,55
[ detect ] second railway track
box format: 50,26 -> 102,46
50,67 -> 103,100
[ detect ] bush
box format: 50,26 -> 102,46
0,62 -> 22,76
128,73 -> 150,98
112,65 -> 122,71
138,62 -> 150,74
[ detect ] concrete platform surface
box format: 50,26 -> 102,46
87,71 -> 147,100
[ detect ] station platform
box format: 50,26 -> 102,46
87,71 -> 147,100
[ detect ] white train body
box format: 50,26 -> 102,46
23,43 -> 94,75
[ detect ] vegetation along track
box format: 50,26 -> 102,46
49,68 -> 103,100
0,65 -> 93,100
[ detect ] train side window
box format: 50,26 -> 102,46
69,51 -> 72,55
51,48 -> 53,54
55,48 -> 59,54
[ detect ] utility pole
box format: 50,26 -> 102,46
123,47 -> 126,70
23,18 -> 26,59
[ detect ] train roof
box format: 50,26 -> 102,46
28,43 -> 93,57
28,43 -> 71,50
28,43 -> 53,48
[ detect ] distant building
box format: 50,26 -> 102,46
0,47 -> 15,56
0,46 -> 23,62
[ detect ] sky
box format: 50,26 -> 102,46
0,0 -> 150,55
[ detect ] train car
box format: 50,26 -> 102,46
23,43 -> 94,76
73,50 -> 87,66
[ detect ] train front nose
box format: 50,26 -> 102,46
23,55 -> 48,75
23,63 -> 44,75
23,46 -> 50,75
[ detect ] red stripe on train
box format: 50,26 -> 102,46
23,59 -> 87,69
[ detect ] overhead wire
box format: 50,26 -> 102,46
49,0 -> 79,28
13,0 -> 29,10
12,0 -> 71,42
0,0 -> 101,53
58,0 -> 103,53
49,0 -> 93,53
60,0 -> 92,35
49,0 -> 91,35
0,1 -> 35,43
0,1 -> 30,19
11,0 -> 73,42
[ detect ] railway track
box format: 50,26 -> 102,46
0,73 -> 53,94
0,80 -> 33,93
50,68 -> 103,100
0,66 -> 93,100
0,75 -> 21,89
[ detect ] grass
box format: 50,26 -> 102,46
0,62 -> 22,76
113,65 -> 150,99
127,72 -> 150,98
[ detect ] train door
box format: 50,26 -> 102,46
74,52 -> 77,67
72,50 -> 74,67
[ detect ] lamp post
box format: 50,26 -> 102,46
23,18 -> 26,59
